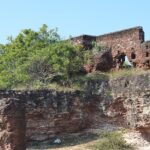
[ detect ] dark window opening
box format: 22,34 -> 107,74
146,52 -> 149,57
146,45 -> 148,49
146,60 -> 150,65
131,52 -> 136,59
131,48 -> 134,51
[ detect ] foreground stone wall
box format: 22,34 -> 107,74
0,79 -> 109,149
25,90 -> 90,141
25,79 -> 110,141
0,73 -> 150,149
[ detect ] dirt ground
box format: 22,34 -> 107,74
27,124 -> 150,150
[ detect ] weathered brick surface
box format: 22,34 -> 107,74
71,26 -> 150,69
71,35 -> 96,49
0,90 -> 101,143
0,73 -> 150,147
141,41 -> 150,66
96,27 -> 144,63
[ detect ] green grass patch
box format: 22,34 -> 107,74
108,68 -> 150,79
13,82 -> 81,92
10,68 -> 150,91
90,131 -> 133,150
70,72 -> 109,90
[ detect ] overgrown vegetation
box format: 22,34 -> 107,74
0,24 -> 86,89
108,68 -> 150,79
91,131 -> 133,150
0,24 -> 149,90
27,131 -> 134,150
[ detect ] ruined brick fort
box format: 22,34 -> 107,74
1,27 -> 150,150
71,26 -> 150,68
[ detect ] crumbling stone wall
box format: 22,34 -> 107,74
71,26 -> 150,69
96,27 -> 144,65
71,35 -> 96,49
24,83 -> 110,142
25,90 -> 91,141
0,82 -> 109,145
0,73 -> 150,148
141,41 -> 150,68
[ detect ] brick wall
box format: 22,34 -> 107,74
71,26 -> 150,68
96,27 -> 144,62
141,41 -> 150,64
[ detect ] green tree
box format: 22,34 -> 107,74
0,25 -> 84,89
27,41 -> 84,84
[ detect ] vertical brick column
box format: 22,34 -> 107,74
0,98 -> 26,150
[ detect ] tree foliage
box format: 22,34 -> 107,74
0,25 -> 84,89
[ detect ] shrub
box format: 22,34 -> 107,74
0,25 -> 84,89
91,131 -> 133,150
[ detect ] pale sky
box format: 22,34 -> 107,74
0,0 -> 150,43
